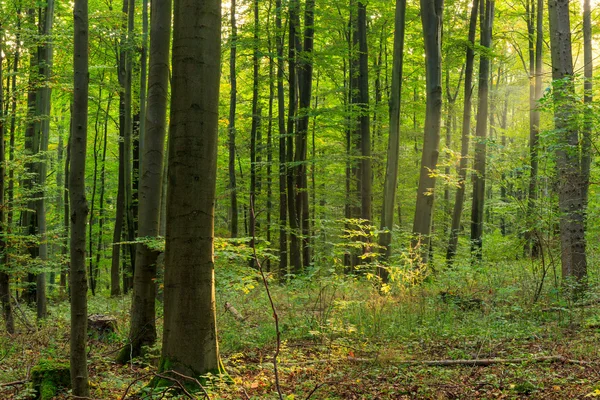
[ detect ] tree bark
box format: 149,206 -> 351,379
412,0 -> 444,264
378,0 -> 406,280
547,0 -> 587,284
70,0 -> 90,394
228,0 -> 238,238
159,0 -> 222,377
0,14 -> 15,334
276,0 -> 288,277
120,0 -> 172,363
525,0 -> 543,257
581,0 -> 592,214
295,0 -> 315,269
287,0 -> 302,274
470,0 -> 493,260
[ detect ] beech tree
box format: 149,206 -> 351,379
159,0 -> 222,376
470,0 -> 494,259
70,0 -> 90,394
121,0 -> 172,363
412,0 -> 444,264
547,0 -> 587,283
378,0 -> 406,280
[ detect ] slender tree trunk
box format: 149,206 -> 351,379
89,77 -> 104,296
159,0 -> 222,377
249,0 -> 260,265
95,95 -> 111,289
111,136 -> 124,297
446,0 -> 478,266
228,0 -> 238,238
33,0 -> 54,318
581,0 -> 592,213
120,0 -> 172,363
295,0 -> 315,269
470,0 -> 494,260
266,0 -> 275,272
357,2 -> 371,228
378,0 -> 406,281
123,0 -> 136,291
287,0 -> 302,274
412,0 -> 444,264
548,0 -> 587,284
70,0 -> 90,394
276,0 -> 288,277
62,119 -> 71,291
0,15 -> 15,334
525,0 -> 543,256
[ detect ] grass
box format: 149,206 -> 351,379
2,248 -> 600,399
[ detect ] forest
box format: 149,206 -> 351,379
0,0 -> 599,398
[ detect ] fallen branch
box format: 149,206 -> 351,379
392,355 -> 594,367
0,379 -> 28,388
224,302 -> 246,322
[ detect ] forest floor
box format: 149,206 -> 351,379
2,261 -> 600,399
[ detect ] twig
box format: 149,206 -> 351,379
11,295 -> 35,332
305,382 -> 328,400
121,372 -> 155,399
153,373 -> 196,399
250,195 -> 284,400
165,370 -> 211,400
0,379 -> 28,388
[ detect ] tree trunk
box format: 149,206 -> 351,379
70,0 -> 90,394
120,0 -> 172,363
581,0 -> 592,214
287,0 -> 302,274
378,0 -> 406,281
295,0 -> 315,269
412,0 -> 444,265
159,0 -> 222,377
547,0 -> 587,284
228,0 -> 238,238
276,0 -> 288,277
0,14 -> 15,334
470,0 -> 494,260
525,0 -> 543,257
249,0 -> 260,265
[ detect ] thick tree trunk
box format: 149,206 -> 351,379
119,0 -> 172,363
378,0 -> 406,281
548,0 -> 587,284
159,0 -> 222,377
412,0 -> 444,265
70,0 -> 90,394
470,0 -> 494,260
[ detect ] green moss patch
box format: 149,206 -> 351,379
30,359 -> 70,400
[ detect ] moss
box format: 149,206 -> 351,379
30,359 -> 70,400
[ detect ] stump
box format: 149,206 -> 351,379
30,359 -> 70,400
88,314 -> 118,340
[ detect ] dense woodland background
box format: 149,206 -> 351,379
1,0 -> 600,398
